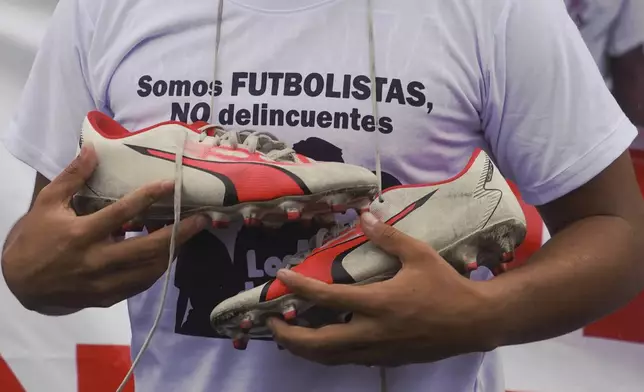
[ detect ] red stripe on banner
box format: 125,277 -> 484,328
583,150 -> 644,344
0,355 -> 25,392
77,344 -> 135,392
584,293 -> 644,344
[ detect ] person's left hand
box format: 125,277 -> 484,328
267,212 -> 501,367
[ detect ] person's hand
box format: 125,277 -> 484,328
1,144 -> 209,312
267,212 -> 499,367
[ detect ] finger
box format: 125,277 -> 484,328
361,212 -> 439,264
276,269 -> 385,314
269,316 -> 381,357
86,180 -> 175,237
102,214 -> 209,266
41,144 -> 98,205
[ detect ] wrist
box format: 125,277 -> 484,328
468,280 -> 509,352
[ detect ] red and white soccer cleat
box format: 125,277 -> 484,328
209,149 -> 527,348
72,111 -> 379,227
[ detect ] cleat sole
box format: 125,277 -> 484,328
72,186 -> 378,227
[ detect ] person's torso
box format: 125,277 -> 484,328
83,0 -> 506,390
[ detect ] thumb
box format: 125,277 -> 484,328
44,143 -> 98,205
360,212 -> 425,262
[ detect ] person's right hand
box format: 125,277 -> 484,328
1,144 -> 209,313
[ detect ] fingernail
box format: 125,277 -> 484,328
361,212 -> 380,229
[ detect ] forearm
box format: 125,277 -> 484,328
485,214 -> 644,347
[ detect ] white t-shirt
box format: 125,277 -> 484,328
2,0 -> 637,391
565,0 -> 644,80
564,0 -> 644,147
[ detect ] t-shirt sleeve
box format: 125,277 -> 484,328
1,0 -> 97,181
482,0 -> 638,206
608,0 -> 644,57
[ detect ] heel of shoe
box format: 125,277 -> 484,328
442,218 -> 527,276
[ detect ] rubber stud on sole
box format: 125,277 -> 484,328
233,335 -> 249,351
240,317 -> 253,333
244,217 -> 261,227
286,209 -> 301,221
282,305 -> 297,321
212,220 -> 230,229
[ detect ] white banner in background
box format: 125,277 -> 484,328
0,1 -> 642,392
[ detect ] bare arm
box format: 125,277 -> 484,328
488,152 -> 644,345
265,151 -> 644,366
1,147 -> 208,316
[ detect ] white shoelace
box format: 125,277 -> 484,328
366,0 -> 388,388
116,128 -> 297,392
283,222 -> 357,268
117,0 -> 386,391
366,0 -> 384,203
197,124 -> 298,161
116,131 -> 187,392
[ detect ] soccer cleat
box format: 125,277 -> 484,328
71,111 -> 378,226
210,149 -> 527,345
